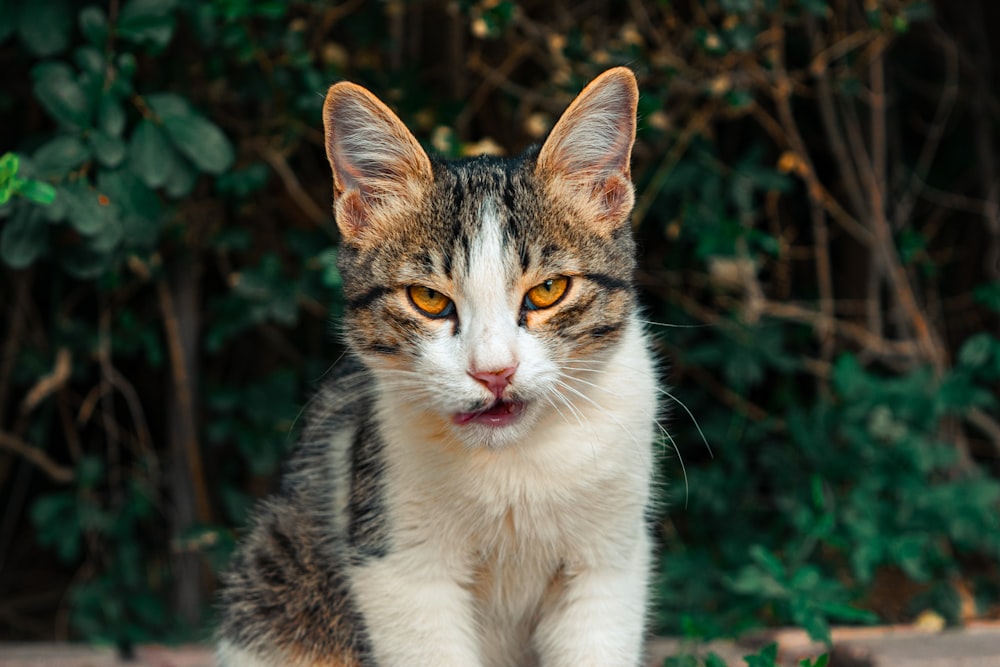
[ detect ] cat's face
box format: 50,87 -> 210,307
324,69 -> 639,448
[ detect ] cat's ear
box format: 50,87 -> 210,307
323,82 -> 433,240
536,67 -> 638,229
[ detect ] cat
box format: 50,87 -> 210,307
215,67 -> 659,667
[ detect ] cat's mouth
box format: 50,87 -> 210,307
452,399 -> 525,428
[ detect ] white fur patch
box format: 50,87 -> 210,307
369,316 -> 657,666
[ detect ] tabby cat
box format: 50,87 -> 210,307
216,67 -> 659,667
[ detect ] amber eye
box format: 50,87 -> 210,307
524,276 -> 570,311
407,285 -> 454,318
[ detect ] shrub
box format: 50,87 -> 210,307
0,0 -> 997,646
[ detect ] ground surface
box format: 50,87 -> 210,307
2,623 -> 1000,667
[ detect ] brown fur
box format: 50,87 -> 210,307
216,68 -> 648,667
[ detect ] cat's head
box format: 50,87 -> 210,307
323,68 -> 640,449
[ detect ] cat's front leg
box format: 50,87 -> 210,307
349,550 -> 482,667
533,531 -> 651,667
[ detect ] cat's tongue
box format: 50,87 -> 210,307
453,400 -> 524,427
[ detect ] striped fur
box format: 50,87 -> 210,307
216,68 -> 659,667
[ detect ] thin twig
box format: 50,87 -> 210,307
807,17 -> 869,220
865,45 -> 948,374
0,431 -> 74,483
633,105 -> 715,228
769,19 -> 835,373
20,348 -> 72,416
892,28 -> 960,231
252,140 -> 334,231
157,277 -> 212,525
966,408 -> 1000,458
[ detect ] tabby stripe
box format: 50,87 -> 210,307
348,418 -> 389,559
586,322 -> 624,339
584,272 -> 632,292
347,285 -> 392,311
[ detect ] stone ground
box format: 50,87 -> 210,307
1,622 -> 999,666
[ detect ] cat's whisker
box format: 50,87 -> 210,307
558,369 -> 690,506
636,319 -> 711,330
656,387 -> 713,459
545,381 -> 588,429
541,392 -> 576,430
551,377 -> 642,451
547,385 -> 599,467
560,360 -> 713,460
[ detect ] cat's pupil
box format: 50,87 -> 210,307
408,285 -> 453,318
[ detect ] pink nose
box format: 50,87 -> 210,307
469,365 -> 517,397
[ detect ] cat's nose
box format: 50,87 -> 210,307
469,365 -> 518,397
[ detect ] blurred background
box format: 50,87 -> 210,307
0,0 -> 997,649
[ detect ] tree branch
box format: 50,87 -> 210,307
0,431 -> 74,483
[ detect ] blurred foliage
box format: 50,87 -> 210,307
664,643 -> 829,667
1,0 -> 998,650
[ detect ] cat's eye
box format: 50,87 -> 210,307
524,276 -> 570,311
407,285 -> 455,318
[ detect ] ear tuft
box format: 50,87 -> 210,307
322,82 -> 432,239
537,68 -> 639,228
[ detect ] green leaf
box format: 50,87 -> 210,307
163,156 -> 198,198
1,205 -> 48,268
706,654 -> 729,667
799,0 -> 829,18
832,353 -> 865,397
145,96 -> 231,175
97,97 -> 127,137
32,62 -> 90,129
118,0 -> 178,48
973,281 -> 1000,312
77,456 -> 105,489
0,152 -> 19,203
145,91 -> 190,118
17,179 -> 57,205
743,642 -> 779,667
30,492 -> 82,562
0,152 -> 17,180
801,654 -> 830,667
74,45 -> 105,75
78,6 -> 109,44
815,601 -> 879,624
17,0 -> 73,56
793,604 -> 831,644
33,135 -> 91,177
161,113 -> 235,174
89,131 -> 127,168
98,169 -> 163,248
58,183 -> 117,236
750,545 -> 786,579
129,120 -> 175,188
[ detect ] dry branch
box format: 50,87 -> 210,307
157,277 -> 211,525
0,431 -> 74,483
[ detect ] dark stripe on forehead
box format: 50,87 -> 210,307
519,240 -> 531,272
502,172 -> 518,213
347,285 -> 393,310
584,272 -> 633,292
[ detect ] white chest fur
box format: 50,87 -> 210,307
353,317 -> 657,667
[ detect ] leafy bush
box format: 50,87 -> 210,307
1,0 -> 997,648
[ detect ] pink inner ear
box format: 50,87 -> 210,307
594,174 -> 633,220
335,190 -> 369,237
